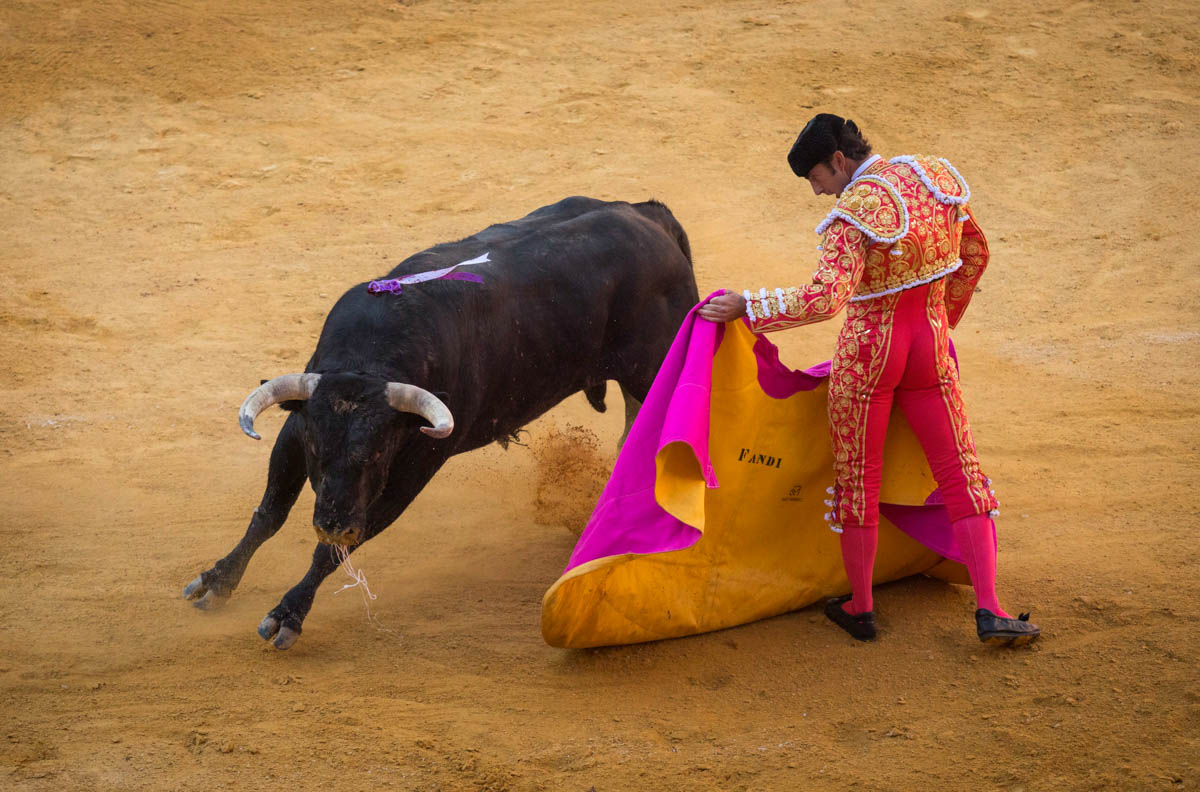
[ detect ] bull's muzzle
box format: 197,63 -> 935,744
314,523 -> 362,547
313,501 -> 363,545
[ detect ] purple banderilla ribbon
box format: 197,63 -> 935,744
367,252 -> 490,295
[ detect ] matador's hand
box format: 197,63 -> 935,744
697,291 -> 747,323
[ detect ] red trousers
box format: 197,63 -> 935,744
826,279 -> 997,532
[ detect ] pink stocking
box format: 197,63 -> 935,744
839,525 -> 878,616
952,514 -> 1010,618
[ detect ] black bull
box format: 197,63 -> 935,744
184,196 -> 699,648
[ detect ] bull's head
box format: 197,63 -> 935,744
237,373 -> 453,546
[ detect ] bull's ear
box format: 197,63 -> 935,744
434,390 -> 451,403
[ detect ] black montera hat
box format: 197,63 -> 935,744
788,113 -> 849,177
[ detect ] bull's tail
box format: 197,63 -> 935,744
634,199 -> 693,267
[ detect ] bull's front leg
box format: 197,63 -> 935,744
256,541 -> 348,649
183,412 -> 307,609
256,456 -> 446,649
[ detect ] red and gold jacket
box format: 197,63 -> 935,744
744,155 -> 989,332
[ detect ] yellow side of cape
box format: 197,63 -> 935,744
541,321 -> 966,649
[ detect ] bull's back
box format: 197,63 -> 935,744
385,196 -> 690,282
468,196 -> 614,247
448,198 -> 694,438
317,197 -> 696,449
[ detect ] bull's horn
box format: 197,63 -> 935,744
238,373 -> 322,440
385,383 -> 454,438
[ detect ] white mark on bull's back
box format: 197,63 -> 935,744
457,252 -> 491,267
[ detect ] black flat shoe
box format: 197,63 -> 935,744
976,609 -> 1040,646
824,595 -> 876,642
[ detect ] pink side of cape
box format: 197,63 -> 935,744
563,292 -> 965,573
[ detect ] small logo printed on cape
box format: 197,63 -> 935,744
782,484 -> 804,502
737,448 -> 783,469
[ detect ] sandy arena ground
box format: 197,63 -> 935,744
2,1 -> 1198,789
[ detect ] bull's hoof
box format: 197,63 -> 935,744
183,575 -> 231,610
182,576 -> 205,599
257,611 -> 302,650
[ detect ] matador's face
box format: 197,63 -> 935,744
805,153 -> 853,198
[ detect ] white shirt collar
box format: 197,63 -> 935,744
850,154 -> 882,182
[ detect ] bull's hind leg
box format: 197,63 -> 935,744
618,383 -> 643,449
183,413 -> 307,610
611,279 -> 694,445
582,380 -> 641,448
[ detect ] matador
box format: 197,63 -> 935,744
699,113 -> 1040,646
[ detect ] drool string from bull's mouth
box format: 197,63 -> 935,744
332,543 -> 378,617
330,544 -> 403,640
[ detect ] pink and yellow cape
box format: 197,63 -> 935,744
541,293 -> 972,648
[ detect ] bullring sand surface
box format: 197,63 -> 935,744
1,1 -> 1196,789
